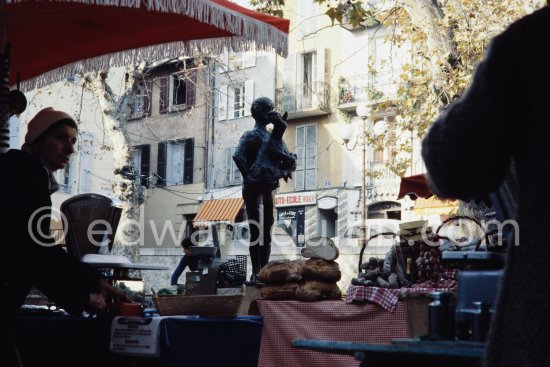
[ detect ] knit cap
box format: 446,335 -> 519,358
24,107 -> 77,144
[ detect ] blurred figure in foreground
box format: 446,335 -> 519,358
422,6 -> 550,367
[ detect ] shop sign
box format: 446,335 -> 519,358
275,192 -> 316,207
318,196 -> 338,210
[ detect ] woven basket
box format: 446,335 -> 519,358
152,286 -> 245,317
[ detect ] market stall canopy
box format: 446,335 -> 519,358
397,174 -> 458,218
193,197 -> 244,227
3,0 -> 290,90
397,174 -> 434,200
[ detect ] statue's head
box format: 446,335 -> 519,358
251,97 -> 275,125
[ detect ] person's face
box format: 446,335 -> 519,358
183,247 -> 191,256
35,124 -> 77,171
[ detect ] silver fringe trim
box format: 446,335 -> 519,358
8,0 -> 288,91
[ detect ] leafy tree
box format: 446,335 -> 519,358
252,0 -> 545,175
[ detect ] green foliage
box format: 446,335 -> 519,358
251,0 -> 545,175
250,0 -> 285,18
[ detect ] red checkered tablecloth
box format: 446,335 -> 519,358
345,285 -> 401,312
347,281 -> 458,312
252,300 -> 408,367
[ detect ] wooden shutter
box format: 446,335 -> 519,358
315,47 -> 326,86
227,86 -> 235,120
244,80 -> 254,116
140,144 -> 151,188
305,124 -> 317,190
218,85 -> 228,120
225,148 -> 232,184
157,141 -> 167,187
183,138 -> 194,184
159,76 -> 169,114
186,70 -> 197,106
295,126 -> 305,191
282,53 -> 296,112
143,80 -> 153,116
233,147 -> 241,183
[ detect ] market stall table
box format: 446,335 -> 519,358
159,316 -> 262,367
14,313 -> 262,367
251,299 -> 408,367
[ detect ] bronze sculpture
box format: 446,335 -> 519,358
233,97 -> 296,282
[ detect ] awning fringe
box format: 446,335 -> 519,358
8,0 -> 288,90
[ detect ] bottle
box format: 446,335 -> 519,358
428,291 -> 455,340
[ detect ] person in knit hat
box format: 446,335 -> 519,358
0,107 -> 129,365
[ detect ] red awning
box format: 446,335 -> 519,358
397,174 -> 434,200
4,0 -> 290,89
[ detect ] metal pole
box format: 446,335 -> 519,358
359,116 -> 367,254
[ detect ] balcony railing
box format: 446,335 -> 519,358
338,70 -> 400,107
276,81 -> 331,118
369,162 -> 401,197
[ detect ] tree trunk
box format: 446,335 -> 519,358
88,71 -> 142,264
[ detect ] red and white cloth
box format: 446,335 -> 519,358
252,300 -> 408,367
345,285 -> 401,312
346,271 -> 459,312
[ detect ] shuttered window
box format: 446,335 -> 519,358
218,80 -> 253,120
184,138 -> 194,184
130,79 -> 152,119
295,124 -> 317,191
158,69 -> 197,114
157,142 -> 167,187
131,144 -> 151,188
225,147 -> 242,185
156,138 -> 194,186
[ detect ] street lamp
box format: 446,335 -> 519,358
341,104 -> 371,262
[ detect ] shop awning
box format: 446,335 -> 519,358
397,174 -> 433,200
192,198 -> 244,227
413,197 -> 459,217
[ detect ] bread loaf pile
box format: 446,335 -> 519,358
259,238 -> 342,301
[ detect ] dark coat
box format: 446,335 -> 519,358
422,7 -> 550,367
0,149 -> 100,326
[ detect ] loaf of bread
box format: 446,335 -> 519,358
260,282 -> 299,300
295,280 -> 342,301
258,259 -> 304,284
300,258 -> 341,282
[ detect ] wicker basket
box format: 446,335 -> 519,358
152,286 -> 245,317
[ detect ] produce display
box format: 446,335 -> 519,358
352,244 -> 409,289
416,243 -> 443,283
